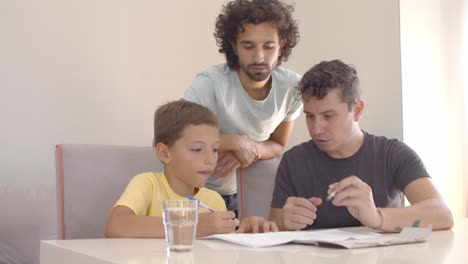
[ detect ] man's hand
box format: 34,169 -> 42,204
212,151 -> 241,178
232,135 -> 260,168
236,216 -> 279,233
221,134 -> 259,168
328,176 -> 381,229
196,211 -> 239,237
282,197 -> 322,230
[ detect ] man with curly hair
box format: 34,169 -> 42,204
183,0 -> 302,215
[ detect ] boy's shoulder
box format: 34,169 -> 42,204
197,187 -> 222,199
132,171 -> 159,181
196,187 -> 226,211
126,172 -> 162,188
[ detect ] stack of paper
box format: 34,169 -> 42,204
202,226 -> 432,249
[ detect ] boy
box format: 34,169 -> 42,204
106,100 -> 276,238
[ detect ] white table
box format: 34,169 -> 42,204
40,218 -> 468,264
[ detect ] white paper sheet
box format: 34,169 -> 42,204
202,226 -> 432,249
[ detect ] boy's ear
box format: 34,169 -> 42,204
155,142 -> 171,164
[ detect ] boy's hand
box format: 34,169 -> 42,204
236,216 -> 279,233
196,211 -> 239,237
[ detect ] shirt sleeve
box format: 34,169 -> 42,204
390,140 -> 430,192
271,155 -> 296,208
283,97 -> 303,122
114,174 -> 153,216
182,74 -> 216,108
210,192 -> 227,212
283,74 -> 303,122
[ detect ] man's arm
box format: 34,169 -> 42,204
220,120 -> 296,167
328,176 -> 453,232
269,208 -> 285,230
257,120 -> 296,159
380,177 -> 453,232
211,151 -> 241,178
213,120 -> 295,177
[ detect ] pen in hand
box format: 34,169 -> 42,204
326,191 -> 336,202
187,196 -> 215,212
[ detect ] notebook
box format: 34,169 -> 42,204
202,226 -> 432,249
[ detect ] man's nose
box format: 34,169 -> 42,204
311,120 -> 325,135
253,48 -> 264,64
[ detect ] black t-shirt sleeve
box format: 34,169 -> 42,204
271,155 -> 296,208
389,139 -> 430,192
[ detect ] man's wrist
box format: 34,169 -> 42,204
255,141 -> 262,160
371,207 -> 384,230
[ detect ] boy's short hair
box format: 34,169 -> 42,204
153,100 -> 219,147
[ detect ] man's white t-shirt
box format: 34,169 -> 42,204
183,63 -> 303,195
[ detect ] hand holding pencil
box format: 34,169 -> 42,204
327,175 -> 382,229
196,211 -> 239,237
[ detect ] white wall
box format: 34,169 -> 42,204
0,0 -> 401,187
0,0 -> 225,188
400,0 -> 467,217
465,0 -> 468,217
0,0 -> 401,262
286,0 -> 403,148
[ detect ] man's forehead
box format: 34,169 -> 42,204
303,94 -> 348,112
238,39 -> 277,44
303,107 -> 337,115
237,23 -> 279,37
303,90 -> 340,103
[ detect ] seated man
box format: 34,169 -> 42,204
269,60 -> 453,232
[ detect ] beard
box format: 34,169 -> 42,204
240,62 -> 274,82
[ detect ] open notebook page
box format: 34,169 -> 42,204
202,229 -> 380,248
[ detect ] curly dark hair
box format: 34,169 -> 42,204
214,0 -> 299,70
298,60 -> 361,110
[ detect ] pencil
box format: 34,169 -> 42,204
186,196 -> 215,212
326,191 -> 336,202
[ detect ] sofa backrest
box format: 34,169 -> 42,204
55,144 -> 281,239
237,156 -> 281,219
56,144 -> 163,239
0,184 -> 56,264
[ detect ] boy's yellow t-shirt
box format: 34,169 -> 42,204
114,172 -> 226,216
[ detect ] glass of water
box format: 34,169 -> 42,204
163,199 -> 199,252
